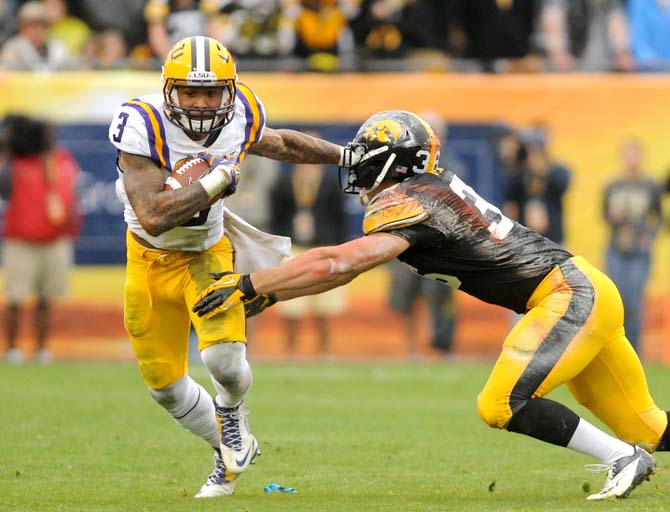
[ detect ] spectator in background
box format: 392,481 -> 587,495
144,0 -> 217,60
75,0 -> 146,56
44,0 -> 93,65
209,0 -> 293,60
387,111 -> 466,357
0,0 -> 18,46
541,0 -> 633,72
90,29 -> 128,69
0,1 -> 71,71
0,115 -> 81,364
494,124 -> 526,186
269,151 -> 347,358
449,0 -> 544,73
350,0 -> 439,61
286,0 -> 355,71
603,138 -> 663,353
627,0 -> 670,72
504,125 -> 570,246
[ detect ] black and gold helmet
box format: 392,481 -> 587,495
342,110 -> 440,201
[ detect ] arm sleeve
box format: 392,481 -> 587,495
386,223 -> 436,249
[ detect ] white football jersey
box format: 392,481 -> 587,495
108,83 -> 266,251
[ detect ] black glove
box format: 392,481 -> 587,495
241,292 -> 278,318
193,271 -> 276,319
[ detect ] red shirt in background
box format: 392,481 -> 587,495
3,147 -> 81,242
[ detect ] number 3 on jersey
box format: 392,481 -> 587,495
448,175 -> 514,240
112,112 -> 129,143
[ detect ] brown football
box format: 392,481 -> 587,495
164,157 -> 222,206
164,156 -> 211,191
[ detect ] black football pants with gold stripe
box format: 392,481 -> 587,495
477,256 -> 669,452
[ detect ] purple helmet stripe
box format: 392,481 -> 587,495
123,101 -> 160,164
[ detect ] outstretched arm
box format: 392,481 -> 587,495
249,127 -> 341,164
253,232 -> 409,298
193,233 -> 410,318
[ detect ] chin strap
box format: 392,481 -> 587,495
359,152 -> 396,205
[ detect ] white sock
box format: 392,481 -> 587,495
567,418 -> 635,464
149,376 -> 219,448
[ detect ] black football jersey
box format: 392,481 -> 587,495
362,170 -> 573,313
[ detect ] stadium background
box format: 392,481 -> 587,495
0,71 -> 668,362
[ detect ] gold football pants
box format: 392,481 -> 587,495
124,230 -> 246,389
477,256 -> 666,451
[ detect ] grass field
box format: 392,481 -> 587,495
2,361 -> 669,512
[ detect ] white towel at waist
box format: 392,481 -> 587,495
223,207 -> 291,274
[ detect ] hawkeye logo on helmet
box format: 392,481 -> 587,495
364,120 -> 403,144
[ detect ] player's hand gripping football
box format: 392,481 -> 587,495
193,271 -> 277,319
197,151 -> 240,198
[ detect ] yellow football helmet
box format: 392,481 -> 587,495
162,36 -> 237,135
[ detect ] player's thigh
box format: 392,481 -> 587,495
478,257 -> 611,426
185,236 -> 246,348
39,238 -> 73,298
3,241 -> 38,302
567,329 -> 666,450
125,241 -> 191,389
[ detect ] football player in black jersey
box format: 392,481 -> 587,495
193,110 -> 670,500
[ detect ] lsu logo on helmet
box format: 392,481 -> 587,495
162,36 -> 238,135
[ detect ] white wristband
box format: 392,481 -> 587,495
338,145 -> 345,167
199,170 -> 228,198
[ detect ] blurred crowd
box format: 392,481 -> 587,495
2,0 -> 670,73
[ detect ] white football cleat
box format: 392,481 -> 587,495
215,401 -> 260,474
586,446 -> 656,501
194,450 -> 238,498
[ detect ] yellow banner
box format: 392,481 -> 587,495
1,71 -> 668,291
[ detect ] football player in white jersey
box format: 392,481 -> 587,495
108,35 -> 362,498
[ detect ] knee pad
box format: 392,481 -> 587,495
476,391 -> 512,429
148,375 -> 194,415
201,342 -> 248,386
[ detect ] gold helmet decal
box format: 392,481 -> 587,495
364,119 -> 404,144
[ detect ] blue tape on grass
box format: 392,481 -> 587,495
264,483 -> 298,494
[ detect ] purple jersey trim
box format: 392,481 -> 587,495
123,101 -> 160,164
236,88 -> 255,159
144,102 -> 171,170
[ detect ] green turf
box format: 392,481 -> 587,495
1,361 -> 669,511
